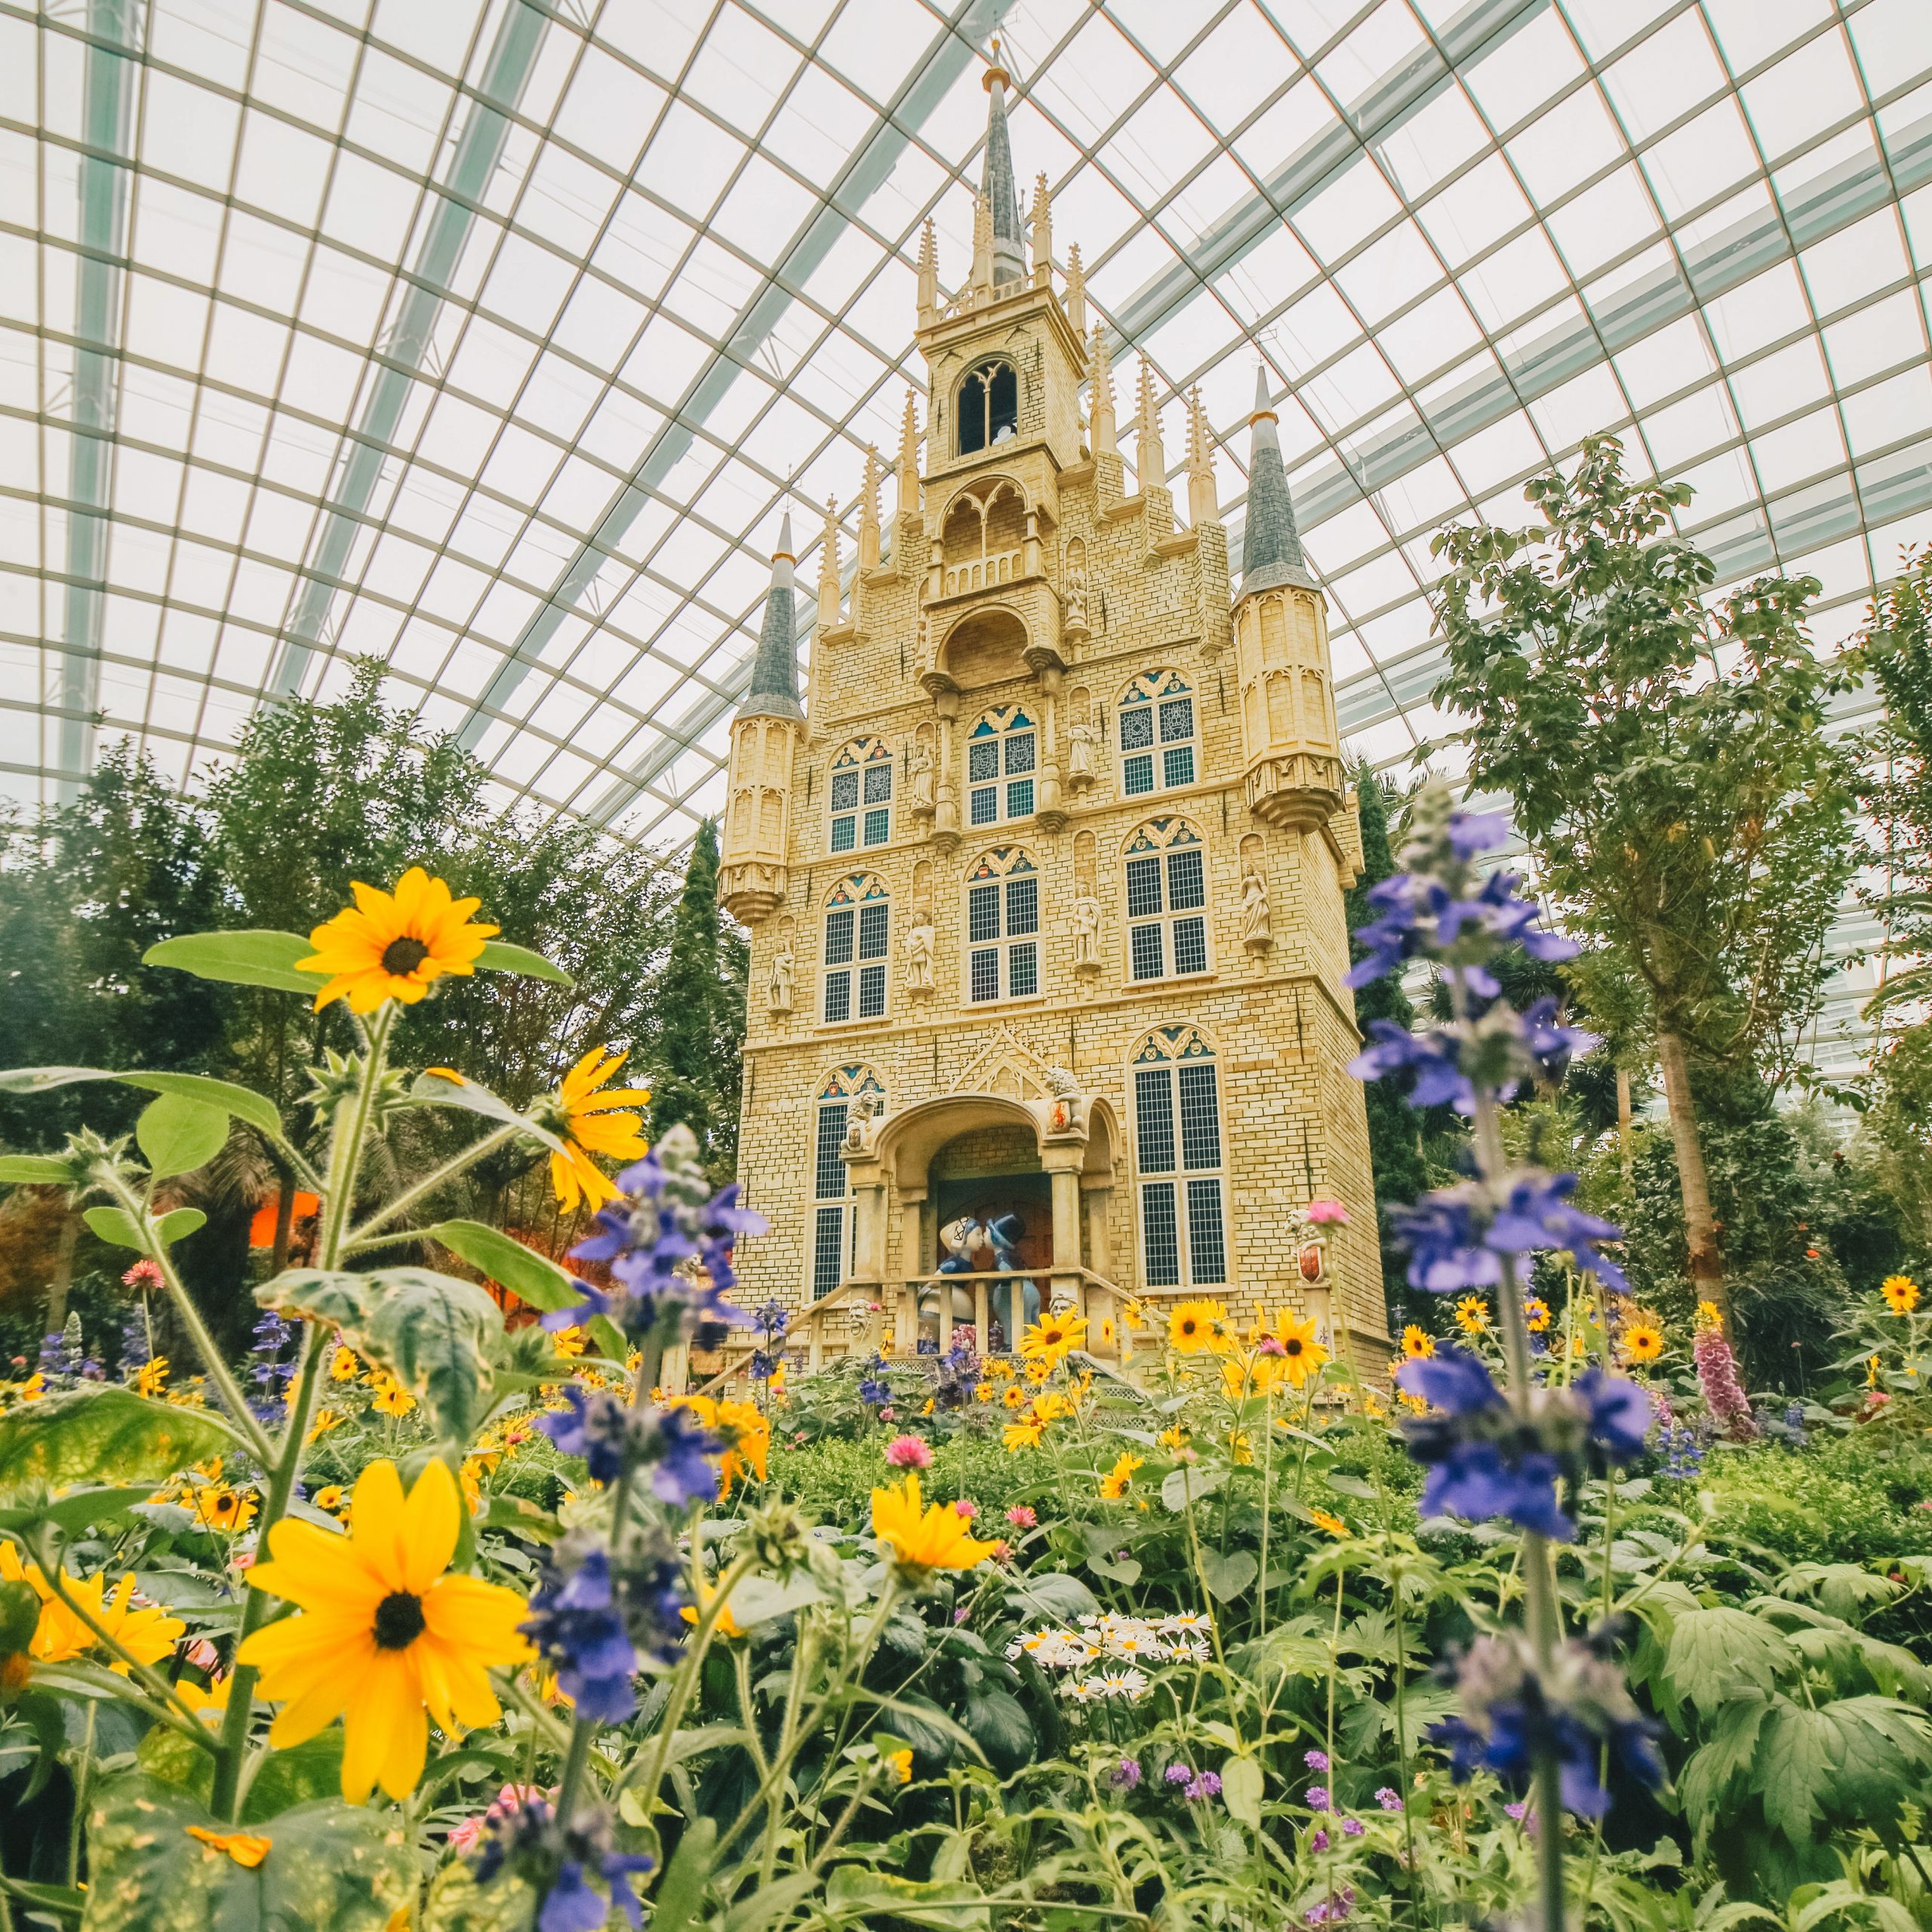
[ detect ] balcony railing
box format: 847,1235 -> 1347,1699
941,546 -> 1023,598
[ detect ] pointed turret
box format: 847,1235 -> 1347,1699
1029,171 -> 1052,286
857,446 -> 881,571
1134,359 -> 1165,491
738,511 -> 801,721
1063,242 -> 1085,340
1090,327 -> 1116,460
970,191 -> 993,292
916,218 -> 938,322
817,496 -> 842,630
1241,366 -> 1309,592
1186,386 -> 1217,526
895,392 -> 920,512
982,42 -> 1025,286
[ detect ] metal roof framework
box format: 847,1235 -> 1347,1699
4,0 -> 1930,1063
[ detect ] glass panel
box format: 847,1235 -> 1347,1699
1174,914 -> 1208,975
830,816 -> 857,852
1006,778 -> 1034,818
824,907 -> 854,964
1004,731 -> 1035,774
1141,1180 -> 1180,1287
968,882 -> 1000,943
1163,746 -> 1195,788
1186,1179 -> 1226,1285
814,1104 -> 848,1199
1178,1062 -> 1222,1170
1124,753 -> 1155,795
970,947 -> 1000,1002
862,807 -> 890,845
1135,1066 -> 1174,1171
1126,855 -> 1163,917
857,963 -> 886,1017
1119,705 -> 1154,750
971,786 -> 999,825
823,969 -> 851,1023
1131,922 -> 1165,980
1167,848 -> 1205,909
830,770 -> 860,810
1158,697 -> 1193,742
858,903 -> 889,958
863,763 -> 892,803
812,1204 -> 845,1297
1006,875 -> 1038,935
1008,939 -> 1037,996
969,740 -> 999,781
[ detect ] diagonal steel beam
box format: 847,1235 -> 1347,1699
56,0 -> 140,802
266,0 -> 549,699
453,0 -> 1017,752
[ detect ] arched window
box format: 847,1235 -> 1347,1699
1123,819 -> 1209,981
967,703 -> 1036,826
811,1065 -> 882,1299
829,737 -> 893,853
1118,669 -> 1198,796
822,875 -> 890,1024
964,846 -> 1039,1004
958,359 -> 1019,454
1131,1026 -> 1227,1290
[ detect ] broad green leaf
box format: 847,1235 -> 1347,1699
83,1205 -> 144,1250
1221,1755 -> 1263,1829
960,1686 -> 1034,1776
80,1776 -> 414,1932
137,1094 -> 229,1180
1678,1694 -> 1770,1841
727,1571 -> 821,1628
405,1072 -> 566,1153
424,1218 -> 579,1312
0,1578 -> 38,1654
647,1816 -> 717,1932
822,1864 -> 991,1931
143,930 -> 315,995
0,1155 -> 72,1185
1662,1607 -> 1792,1715
154,1208 -> 207,1247
1757,1702 -> 1838,1844
0,1068 -> 284,1141
258,1267 -> 502,1441
0,1486 -> 163,1535
1161,1463 -> 1229,1512
475,939 -> 574,987
589,1314 -> 628,1364
0,1388 -> 232,1497
1199,1548 -> 1258,1604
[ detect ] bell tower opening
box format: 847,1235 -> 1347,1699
958,360 -> 1019,454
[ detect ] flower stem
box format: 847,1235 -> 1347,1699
343,1123 -> 521,1248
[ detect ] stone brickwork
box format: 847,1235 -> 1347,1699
719,56 -> 1387,1369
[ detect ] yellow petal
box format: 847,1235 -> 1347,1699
348,1460 -> 410,1592
398,1460 -> 460,1595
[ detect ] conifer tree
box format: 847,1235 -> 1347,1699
648,819 -> 744,1177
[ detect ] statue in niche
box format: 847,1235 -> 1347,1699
1064,569 -> 1088,632
1067,715 -> 1100,788
904,908 -> 936,995
1072,894 -> 1101,973
909,740 -> 935,813
1240,869 -> 1272,952
767,945 -> 795,1013
1045,1066 -> 1081,1134
843,1088 -> 881,1155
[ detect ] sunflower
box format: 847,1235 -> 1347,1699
1098,1451 -> 1143,1500
675,1395 -> 771,1497
1001,1384 -> 1026,1409
1003,1417 -> 1045,1453
0,1546 -> 185,1669
369,1373 -> 417,1417
887,1747 -> 914,1785
132,1357 -> 169,1398
1523,1297 -> 1552,1333
1269,1311 -> 1330,1387
679,1576 -> 746,1641
306,1407 -> 343,1442
1454,1296 -> 1491,1337
1621,1318 -> 1665,1363
235,1459 -> 532,1804
1400,1324 -> 1435,1360
192,1486 -> 257,1535
297,867 -> 498,1015
1222,1351 -> 1286,1399
543,1048 -> 653,1214
973,1380 -> 993,1402
329,1345 -> 359,1382
1168,1299 -> 1228,1354
312,1485 -> 349,1519
1308,1507 -> 1352,1540
1695,1299 -> 1722,1329
1157,1424 -> 1189,1450
551,1327 -> 586,1360
1881,1275 -> 1921,1315
870,1473 -> 1001,1573
1019,1311 -> 1088,1362
989,1358 -> 1014,1380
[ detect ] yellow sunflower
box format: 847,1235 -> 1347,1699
1269,1311 -> 1330,1387
1309,1507 -> 1352,1540
887,1747 -> 914,1785
1400,1324 -> 1435,1360
1168,1299 -> 1228,1354
1454,1296 -> 1491,1337
192,1486 -> 257,1536
1157,1424 -> 1189,1450
973,1380 -> 993,1402
296,867 -> 498,1015
132,1356 -> 169,1398
989,1358 -> 1015,1380
1003,1416 -> 1045,1452
675,1395 -> 771,1497
543,1048 -> 653,1214
1621,1318 -> 1664,1363
306,1407 -> 343,1442
1222,1350 -> 1287,1399
368,1373 -> 417,1417
328,1345 -> 359,1382
1881,1275 -> 1921,1315
1523,1297 -> 1552,1332
1001,1384 -> 1026,1409
872,1473 -> 1001,1573
0,1546 -> 184,1670
1098,1451 -> 1143,1500
1019,1311 -> 1088,1362
1695,1299 -> 1722,1329
235,1459 -> 532,1804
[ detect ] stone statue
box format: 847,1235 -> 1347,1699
904,911 -> 936,995
1067,715 -> 1100,786
1240,869 -> 1272,952
767,945 -> 795,1012
909,740 -> 935,813
1045,1066 -> 1081,1134
1072,894 -> 1100,971
843,1088 -> 881,1153
1065,569 -> 1088,631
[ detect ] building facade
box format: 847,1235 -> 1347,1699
720,56 -> 1386,1367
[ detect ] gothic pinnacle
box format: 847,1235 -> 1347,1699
817,495 -> 842,629
1186,386 -> 1217,525
1135,359 -> 1165,491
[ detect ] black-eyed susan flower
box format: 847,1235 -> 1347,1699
1454,1295 -> 1491,1337
1401,1324 -> 1435,1360
1309,1507 -> 1352,1540
541,1048 -> 653,1213
236,1459 -> 531,1804
1269,1310 -> 1330,1387
0,1546 -> 184,1669
871,1472 -> 1001,1573
1020,1310 -> 1087,1362
1622,1317 -> 1665,1362
1523,1297 -> 1552,1332
1168,1299 -> 1227,1354
1098,1451 -> 1143,1500
132,1356 -> 169,1398
297,867 -> 498,1014
329,1344 -> 359,1382
1881,1275 -> 1921,1315
193,1486 -> 257,1536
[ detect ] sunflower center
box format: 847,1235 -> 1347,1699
380,935 -> 431,976
373,1590 -> 426,1650
1284,1338 -> 1304,1356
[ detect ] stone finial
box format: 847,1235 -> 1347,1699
1089,326 -> 1116,460
1029,171 -> 1052,285
817,495 -> 841,630
971,190 -> 993,292
1064,241 -> 1086,340
895,391 -> 920,514
858,445 -> 881,571
1186,386 -> 1218,525
1134,359 -> 1165,491
916,218 -> 938,320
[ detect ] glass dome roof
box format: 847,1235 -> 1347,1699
5,0 -> 1930,1059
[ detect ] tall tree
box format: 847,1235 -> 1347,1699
1432,435 -> 1860,1328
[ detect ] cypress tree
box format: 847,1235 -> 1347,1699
1346,766 -> 1429,1322
650,819 -> 732,1171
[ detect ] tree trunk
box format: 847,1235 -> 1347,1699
45,1207 -> 77,1337
1654,1029 -> 1729,1327
1615,1065 -> 1633,1194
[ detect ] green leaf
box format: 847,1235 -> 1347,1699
1220,1755 -> 1263,1829
258,1267 -> 503,1441
155,1208 -> 207,1247
0,1155 -> 73,1185
646,1816 -> 716,1932
80,1776 -> 414,1932
822,1864 -> 991,1930
960,1687 -> 1034,1777
239,1730 -> 346,1824
1663,1607 -> 1792,1716
475,939 -> 574,987
1161,1463 -> 1229,1512
1199,1548 -> 1257,1604
122,1073 -> 283,1142
1003,1571 -> 1098,1624
727,1571 -> 821,1628
1757,1702 -> 1838,1844
82,1205 -> 144,1250
1678,1694 -> 1769,1842
405,1072 -> 566,1153
142,930 -> 315,995
0,1388 -> 232,1497
137,1094 -> 230,1180
423,1219 -> 579,1312
0,1485 -> 164,1535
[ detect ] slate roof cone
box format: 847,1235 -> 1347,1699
739,511 -> 802,721
1241,365 -> 1311,595
982,42 -> 1026,287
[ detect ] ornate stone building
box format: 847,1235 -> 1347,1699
720,55 -> 1385,1367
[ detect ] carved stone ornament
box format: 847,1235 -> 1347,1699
766,945 -> 795,1013
842,1088 -> 883,1154
1072,893 -> 1101,974
1066,715 -> 1100,789
1239,869 -> 1272,952
904,911 -> 937,998
908,740 -> 935,815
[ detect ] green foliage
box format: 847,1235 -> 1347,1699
0,1386 -> 232,1494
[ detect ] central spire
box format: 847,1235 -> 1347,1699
982,40 -> 1025,287
739,510 -> 801,720
1241,366 -> 1309,595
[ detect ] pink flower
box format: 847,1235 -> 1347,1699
1693,1324 -> 1758,1441
448,1783 -> 540,1854
1306,1198 -> 1349,1225
952,1498 -> 977,1518
884,1434 -> 934,1469
447,1816 -> 487,1854
122,1259 -> 164,1289
1006,1505 -> 1037,1528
